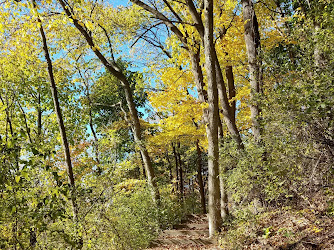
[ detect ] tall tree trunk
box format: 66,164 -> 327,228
216,114 -> 229,220
125,83 -> 160,202
242,0 -> 262,142
196,141 -> 206,214
226,65 -> 236,124
177,142 -> 184,200
128,2 -> 239,221
33,1 -> 79,224
203,0 -> 221,236
173,144 -> 180,192
32,3 -> 83,248
58,0 -> 160,203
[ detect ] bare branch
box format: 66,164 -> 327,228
131,21 -> 163,48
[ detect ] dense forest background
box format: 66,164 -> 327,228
0,0 -> 333,249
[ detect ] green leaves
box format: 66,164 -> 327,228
15,175 -> 21,183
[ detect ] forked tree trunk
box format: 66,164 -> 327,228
214,52 -> 243,149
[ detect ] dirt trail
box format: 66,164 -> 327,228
148,214 -> 220,250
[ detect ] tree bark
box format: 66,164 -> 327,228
172,144 -> 180,192
177,142 -> 184,200
203,0 -> 221,236
219,164 -> 229,220
196,141 -> 206,214
226,65 -> 236,124
242,0 -> 262,142
213,52 -> 243,148
216,113 -> 229,220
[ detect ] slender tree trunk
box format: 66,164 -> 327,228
37,93 -> 42,138
32,4 -> 81,247
196,141 -> 206,214
242,0 -> 262,142
165,151 -> 173,181
226,66 -> 236,124
86,85 -> 100,165
80,71 -> 100,165
217,113 -> 224,140
177,142 -> 184,200
89,111 -> 100,165
216,114 -> 229,220
0,94 -> 13,140
173,144 -> 180,192
58,0 -> 160,203
37,9 -> 77,206
203,0 -> 221,236
18,102 -> 32,144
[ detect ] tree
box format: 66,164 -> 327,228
56,0 -> 160,202
242,0 -> 263,142
31,0 -> 82,247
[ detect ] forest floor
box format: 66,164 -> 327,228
219,206 -> 334,249
148,205 -> 334,249
148,214 -> 220,249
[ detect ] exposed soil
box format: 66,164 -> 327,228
148,214 -> 220,249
